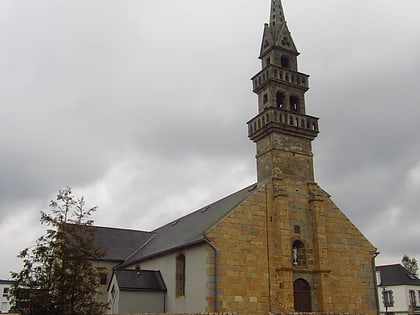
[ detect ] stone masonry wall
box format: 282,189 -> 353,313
205,185 -> 271,315
203,179 -> 377,315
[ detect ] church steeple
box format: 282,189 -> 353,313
260,0 -> 298,61
248,0 -> 319,183
270,0 -> 285,25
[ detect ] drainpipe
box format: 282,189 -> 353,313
163,291 -> 166,312
204,238 -> 218,312
373,251 -> 381,315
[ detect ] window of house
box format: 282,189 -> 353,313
263,94 -> 268,104
2,288 -> 9,297
409,290 -> 417,306
176,254 -> 186,297
111,285 -> 116,299
382,289 -> 394,307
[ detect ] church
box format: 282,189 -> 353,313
93,1 -> 378,314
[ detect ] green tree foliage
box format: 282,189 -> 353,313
402,254 -> 419,276
10,187 -> 106,315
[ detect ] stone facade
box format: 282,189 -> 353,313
204,180 -> 376,315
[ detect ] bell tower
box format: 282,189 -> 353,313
248,0 -> 319,183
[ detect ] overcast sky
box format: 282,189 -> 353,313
1,0 -> 420,279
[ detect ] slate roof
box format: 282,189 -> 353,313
114,269 -> 166,292
377,264 -> 420,286
118,183 -> 259,267
91,226 -> 153,261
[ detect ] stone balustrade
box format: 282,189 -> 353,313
252,66 -> 309,92
248,107 -> 319,141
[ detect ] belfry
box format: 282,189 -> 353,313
248,0 -> 318,184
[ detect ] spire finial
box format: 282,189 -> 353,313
269,0 -> 286,26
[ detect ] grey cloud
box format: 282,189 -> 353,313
1,0 -> 420,278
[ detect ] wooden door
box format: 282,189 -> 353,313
294,278 -> 311,312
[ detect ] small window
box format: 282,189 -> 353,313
3,287 -> 9,297
409,290 -> 417,306
263,94 -> 268,104
111,285 -> 116,299
176,254 -> 186,297
382,289 -> 394,307
281,55 -> 290,68
276,92 -> 284,108
294,225 -> 301,234
99,273 -> 108,285
266,57 -> 271,66
290,96 -> 299,112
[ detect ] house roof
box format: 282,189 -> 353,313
92,226 -> 153,261
118,183 -> 259,267
0,279 -> 14,285
114,269 -> 166,292
377,264 -> 420,286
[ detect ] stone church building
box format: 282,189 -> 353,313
93,1 -> 378,314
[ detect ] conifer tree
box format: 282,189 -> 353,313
10,187 -> 106,315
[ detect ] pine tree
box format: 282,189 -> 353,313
10,187 -> 106,315
402,254 -> 419,276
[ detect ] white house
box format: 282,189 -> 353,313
0,279 -> 13,314
377,264 -> 420,315
107,269 -> 166,314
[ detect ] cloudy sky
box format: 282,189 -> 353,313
1,0 -> 420,279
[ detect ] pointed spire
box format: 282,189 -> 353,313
260,0 -> 298,58
269,0 -> 286,27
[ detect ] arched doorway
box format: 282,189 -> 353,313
293,278 -> 311,312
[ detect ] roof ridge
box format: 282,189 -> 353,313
91,224 -> 151,233
151,183 -> 258,233
377,263 -> 402,267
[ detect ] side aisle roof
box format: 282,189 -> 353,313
92,226 -> 153,262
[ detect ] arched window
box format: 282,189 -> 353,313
176,254 -> 185,297
290,96 -> 300,112
292,240 -> 306,266
276,92 -> 285,108
294,278 -> 311,311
